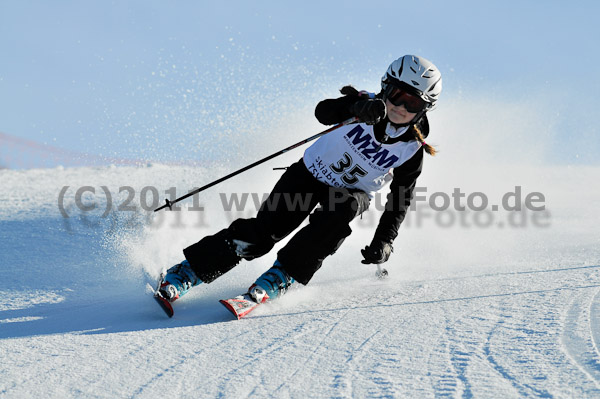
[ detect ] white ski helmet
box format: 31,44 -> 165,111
381,55 -> 442,110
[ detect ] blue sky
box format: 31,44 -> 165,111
1,0 -> 598,167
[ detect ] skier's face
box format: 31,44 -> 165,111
385,99 -> 416,124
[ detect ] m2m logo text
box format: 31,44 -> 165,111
345,125 -> 399,168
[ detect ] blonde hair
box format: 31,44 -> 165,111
412,124 -> 437,156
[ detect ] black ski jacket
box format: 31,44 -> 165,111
314,91 -> 429,244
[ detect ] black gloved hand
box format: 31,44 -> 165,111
361,240 -> 393,264
350,98 -> 386,125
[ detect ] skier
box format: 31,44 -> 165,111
156,55 -> 442,316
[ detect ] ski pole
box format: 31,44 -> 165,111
154,116 -> 359,212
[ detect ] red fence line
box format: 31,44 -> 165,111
0,131 -> 209,169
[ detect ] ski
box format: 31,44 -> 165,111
149,263 -> 385,319
154,291 -> 174,318
152,271 -> 174,318
220,293 -> 261,320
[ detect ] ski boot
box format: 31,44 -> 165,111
249,260 -> 295,303
154,260 -> 202,317
158,260 -> 202,302
220,260 -> 296,319
158,259 -> 203,302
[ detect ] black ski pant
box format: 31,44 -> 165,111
183,160 -> 370,285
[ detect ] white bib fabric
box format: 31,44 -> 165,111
303,123 -> 422,197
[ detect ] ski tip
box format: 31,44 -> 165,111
154,294 -> 174,318
219,299 -> 242,320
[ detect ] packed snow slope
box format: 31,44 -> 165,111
1,102 -> 599,398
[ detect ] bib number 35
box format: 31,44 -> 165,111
330,152 -> 367,185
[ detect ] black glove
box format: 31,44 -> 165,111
361,240 -> 393,264
350,98 -> 386,125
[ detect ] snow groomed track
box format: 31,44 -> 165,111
1,164 -> 598,398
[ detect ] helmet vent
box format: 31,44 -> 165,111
411,80 -> 420,86
429,77 -> 441,91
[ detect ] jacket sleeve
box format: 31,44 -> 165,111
373,148 -> 424,244
314,93 -> 359,125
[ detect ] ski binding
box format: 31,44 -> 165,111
153,271 -> 174,318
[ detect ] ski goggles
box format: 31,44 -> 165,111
384,84 -> 429,113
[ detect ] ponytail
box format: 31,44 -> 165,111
412,124 -> 437,156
